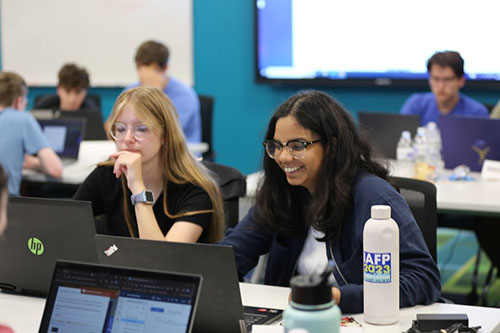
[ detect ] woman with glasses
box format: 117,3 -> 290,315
74,86 -> 224,243
221,91 -> 441,313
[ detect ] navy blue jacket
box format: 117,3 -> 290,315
221,172 -> 441,313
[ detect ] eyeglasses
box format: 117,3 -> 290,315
263,139 -> 320,160
109,122 -> 151,141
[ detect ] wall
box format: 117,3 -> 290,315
2,0 -> 500,174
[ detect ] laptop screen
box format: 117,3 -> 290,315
39,260 -> 202,333
37,118 -> 86,158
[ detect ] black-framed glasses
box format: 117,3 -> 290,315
109,122 -> 151,141
263,139 -> 320,160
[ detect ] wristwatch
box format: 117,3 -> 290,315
130,190 -> 154,206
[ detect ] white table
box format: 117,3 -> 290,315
243,168 -> 500,216
239,283 -> 500,333
22,140 -> 209,185
2,283 -> 499,332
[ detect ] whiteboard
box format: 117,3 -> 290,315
1,0 -> 193,87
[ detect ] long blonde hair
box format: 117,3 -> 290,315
104,86 -> 225,243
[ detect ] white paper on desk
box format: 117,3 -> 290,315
252,325 -> 362,333
481,159 -> 500,181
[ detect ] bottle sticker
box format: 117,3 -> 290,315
363,251 -> 391,283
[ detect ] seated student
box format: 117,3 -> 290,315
0,72 -> 62,195
34,63 -> 98,111
400,51 -> 488,126
0,166 -> 14,333
220,91 -> 441,314
123,40 -> 201,143
74,86 -> 224,243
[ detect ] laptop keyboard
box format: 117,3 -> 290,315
244,306 -> 283,332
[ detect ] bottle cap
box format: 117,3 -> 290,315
290,274 -> 332,305
371,205 -> 391,219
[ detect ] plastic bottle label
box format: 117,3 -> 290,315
363,251 -> 391,283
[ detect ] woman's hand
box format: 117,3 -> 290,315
110,151 -> 145,194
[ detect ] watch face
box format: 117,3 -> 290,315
145,191 -> 154,202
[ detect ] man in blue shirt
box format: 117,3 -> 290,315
124,41 -> 201,144
401,51 -> 488,126
0,72 -> 62,195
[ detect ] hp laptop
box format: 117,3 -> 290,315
0,197 -> 98,295
37,118 -> 86,164
439,115 -> 500,172
357,111 -> 420,159
39,260 -> 202,333
95,235 -> 282,333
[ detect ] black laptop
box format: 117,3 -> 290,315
39,260 -> 202,333
357,111 -> 420,159
0,197 -> 98,295
31,109 -> 107,141
37,117 -> 86,164
95,235 -> 282,333
56,109 -> 107,140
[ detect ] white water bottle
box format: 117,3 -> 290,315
396,130 -> 415,178
363,205 -> 399,325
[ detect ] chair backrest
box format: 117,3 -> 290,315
198,95 -> 215,161
390,176 -> 437,263
201,161 -> 246,230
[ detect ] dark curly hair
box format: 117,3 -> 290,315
256,90 -> 389,240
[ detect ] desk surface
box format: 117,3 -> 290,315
22,140 -> 209,185
2,283 -> 500,332
245,168 -> 500,215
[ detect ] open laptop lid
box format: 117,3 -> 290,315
55,109 -> 107,140
357,111 -> 420,159
37,117 -> 86,159
95,235 -> 246,333
0,197 -> 97,295
39,260 -> 202,333
439,115 -> 500,171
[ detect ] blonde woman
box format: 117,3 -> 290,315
74,87 -> 224,243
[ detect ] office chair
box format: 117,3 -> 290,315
201,161 -> 246,230
198,95 -> 215,161
390,176 -> 437,263
473,217 -> 500,306
34,93 -> 101,110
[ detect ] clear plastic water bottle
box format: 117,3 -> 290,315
413,127 -> 430,180
283,262 -> 341,333
425,122 -> 444,179
363,205 -> 399,325
396,130 -> 415,178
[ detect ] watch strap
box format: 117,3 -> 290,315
130,190 -> 154,205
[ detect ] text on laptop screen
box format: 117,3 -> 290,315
43,263 -> 200,333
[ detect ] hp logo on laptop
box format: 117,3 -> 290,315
27,237 -> 44,255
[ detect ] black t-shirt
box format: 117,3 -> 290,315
74,166 -> 212,243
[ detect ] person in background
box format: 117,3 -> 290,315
122,40 -> 201,143
34,63 -> 98,111
221,90 -> 441,314
74,86 -> 223,243
0,72 -> 62,195
0,165 -> 14,333
400,51 -> 488,126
